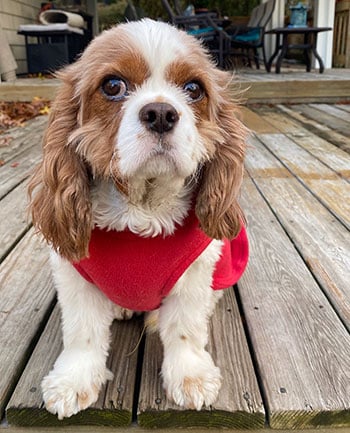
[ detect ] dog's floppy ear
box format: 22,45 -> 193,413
28,64 -> 92,262
195,86 -> 247,240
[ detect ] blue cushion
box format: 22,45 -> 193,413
187,26 -> 215,35
233,28 -> 260,42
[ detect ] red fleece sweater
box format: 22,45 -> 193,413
73,210 -> 249,311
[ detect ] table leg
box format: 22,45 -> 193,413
267,33 -> 281,72
311,32 -> 325,73
275,34 -> 289,73
303,32 -> 311,72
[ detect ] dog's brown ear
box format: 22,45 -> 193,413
195,94 -> 247,240
28,65 -> 92,262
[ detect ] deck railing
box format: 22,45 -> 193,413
333,0 -> 350,67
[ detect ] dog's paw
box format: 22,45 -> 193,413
112,304 -> 134,321
42,351 -> 112,419
162,351 -> 222,410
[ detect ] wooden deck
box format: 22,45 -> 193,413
0,69 -> 350,104
0,102 -> 349,432
238,68 -> 350,104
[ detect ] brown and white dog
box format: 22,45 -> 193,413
28,19 -> 248,419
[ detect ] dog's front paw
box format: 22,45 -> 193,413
42,351 -> 112,419
162,351 -> 222,410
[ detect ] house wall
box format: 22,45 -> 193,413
314,0 -> 336,69
0,0 -> 42,74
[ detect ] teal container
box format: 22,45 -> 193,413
289,3 -> 308,27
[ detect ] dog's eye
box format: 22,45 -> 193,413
101,77 -> 128,101
183,81 -> 204,102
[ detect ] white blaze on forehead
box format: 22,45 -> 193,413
121,19 -> 190,77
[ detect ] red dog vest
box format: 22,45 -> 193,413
73,210 -> 249,311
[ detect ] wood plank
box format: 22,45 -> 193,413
0,81 -> 59,102
241,106 -> 279,134
0,143 -> 42,199
258,105 -> 350,181
245,136 -> 350,330
0,230 -> 56,418
241,79 -> 350,104
6,307 -> 143,427
275,104 -> 350,154
5,427 -> 350,433
238,175 -> 350,429
257,133 -> 350,229
309,104 -> 350,123
0,116 -> 46,161
296,104 -> 350,138
0,182 -> 31,261
0,118 -> 45,199
335,103 -> 350,113
138,289 -> 265,429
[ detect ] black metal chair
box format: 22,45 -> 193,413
208,0 -> 276,70
160,0 -> 224,64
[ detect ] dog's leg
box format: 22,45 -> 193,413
159,240 -> 224,410
42,252 -> 115,419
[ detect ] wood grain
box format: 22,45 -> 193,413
138,290 -> 265,429
6,307 -> 143,427
241,106 -> 279,134
257,133 -> 350,229
264,106 -> 350,180
309,104 -> 350,123
297,104 -> 350,137
273,105 -> 350,154
245,135 -> 350,329
0,116 -> 46,199
240,164 -> 350,429
0,182 -> 31,261
0,230 -> 55,418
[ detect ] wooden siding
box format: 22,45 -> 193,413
0,0 -> 42,74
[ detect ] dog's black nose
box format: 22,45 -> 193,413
139,102 -> 179,134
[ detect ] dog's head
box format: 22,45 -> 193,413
29,19 -> 247,261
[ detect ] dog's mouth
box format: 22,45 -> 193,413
151,135 -> 172,155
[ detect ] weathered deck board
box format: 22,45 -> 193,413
245,135 -> 350,329
6,307 -> 143,427
0,230 -> 55,419
138,289 -> 265,429
257,133 -> 350,229
277,105 -> 350,153
0,116 -> 46,162
335,103 -> 350,113
0,182 -> 30,261
1,103 -> 349,431
252,106 -> 350,181
298,104 -> 350,137
0,117 -> 45,199
238,176 -> 350,429
309,104 -> 350,123
241,106 -> 279,135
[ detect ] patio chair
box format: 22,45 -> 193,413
161,0 -> 223,64
123,0 -> 145,21
208,0 -> 276,70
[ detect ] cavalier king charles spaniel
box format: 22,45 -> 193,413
28,19 -> 248,419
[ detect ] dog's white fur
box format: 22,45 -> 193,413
29,19 -> 247,419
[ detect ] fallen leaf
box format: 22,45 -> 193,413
0,136 -> 13,147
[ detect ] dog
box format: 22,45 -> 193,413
28,19 -> 248,419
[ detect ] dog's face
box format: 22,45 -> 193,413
71,19 -> 228,181
29,19 -> 247,261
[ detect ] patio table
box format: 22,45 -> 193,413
266,26 -> 332,73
